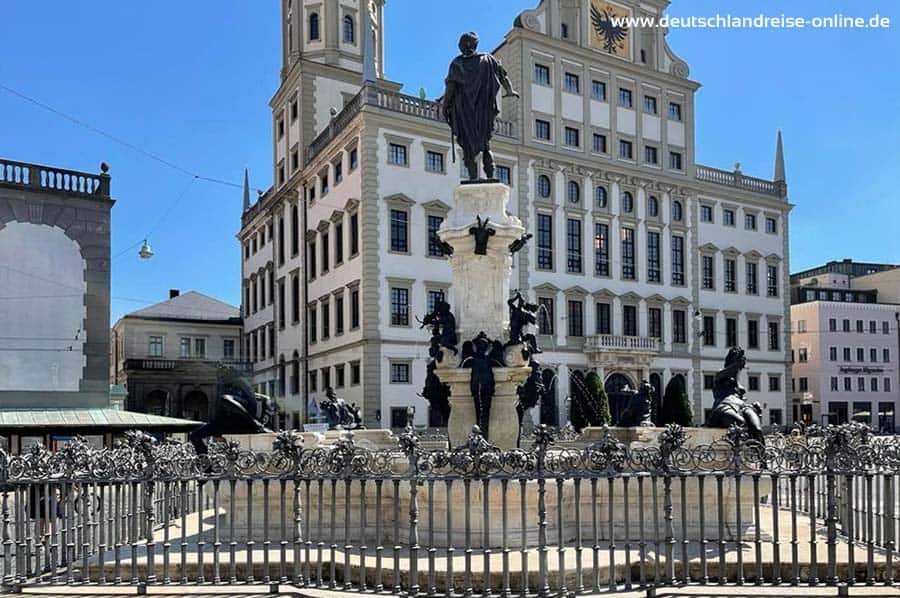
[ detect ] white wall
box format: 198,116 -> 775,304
0,222 -> 86,391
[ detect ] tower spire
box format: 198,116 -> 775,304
242,167 -> 250,212
361,2 -> 377,84
773,130 -> 787,199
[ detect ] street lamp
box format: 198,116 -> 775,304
138,239 -> 154,259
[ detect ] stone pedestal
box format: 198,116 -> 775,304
438,183 -> 523,342
440,364 -> 531,450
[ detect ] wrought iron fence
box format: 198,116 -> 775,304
0,423 -> 898,594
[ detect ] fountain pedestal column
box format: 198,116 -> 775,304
437,182 -> 530,449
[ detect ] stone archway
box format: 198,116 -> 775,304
604,372 -> 636,425
182,389 -> 209,422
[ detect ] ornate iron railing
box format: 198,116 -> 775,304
0,423 -> 897,593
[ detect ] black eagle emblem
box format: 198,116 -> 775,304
590,4 -> 628,54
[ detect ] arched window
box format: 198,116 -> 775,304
567,180 -> 580,203
672,200 -> 683,222
343,15 -> 354,43
309,12 -> 320,41
621,191 -> 634,213
595,185 -> 607,208
647,195 -> 659,217
537,174 -> 551,199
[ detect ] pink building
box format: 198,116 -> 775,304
791,261 -> 900,430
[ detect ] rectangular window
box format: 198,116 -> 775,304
351,362 -> 361,385
884,348 -> 891,362
223,338 -> 236,360
194,338 -> 206,358
321,299 -> 330,339
723,209 -> 735,226
703,375 -> 715,390
618,140 -> 633,159
799,377 -> 809,392
496,165 -> 511,184
390,209 -> 408,252
320,173 -> 329,195
592,133 -> 607,153
724,259 -> 736,292
884,321 -> 891,334
350,289 -> 360,329
308,305 -> 317,343
309,371 -> 317,393
857,347 -> 865,362
291,276 -> 300,323
644,145 -> 658,164
334,161 -> 342,184
621,227 -> 635,279
591,80 -> 606,100
180,337 -> 191,358
535,119 -> 551,140
766,217 -> 777,234
843,347 -> 851,361
567,300 -> 584,337
564,72 -> 580,93
427,214 -> 445,257
350,213 -> 359,255
390,287 -> 409,326
335,364 -> 345,388
648,307 -> 662,339
768,321 -> 780,351
702,255 -> 715,290
647,231 -> 660,283
390,362 -> 410,384
856,319 -> 864,333
745,213 -> 757,230
767,265 -> 779,297
321,231 -> 329,273
623,305 -> 637,337
769,375 -> 781,392
673,310 -> 686,344
726,317 -> 737,347
307,240 -> 317,279
749,376 -> 760,392
643,95 -> 658,114
844,377 -> 852,392
700,205 -> 713,222
335,295 -> 344,335
594,222 -> 609,276
668,102 -> 682,120
566,218 -> 582,273
349,148 -> 358,170
564,126 -> 580,147
869,320 -> 877,334
828,318 -> 837,332
829,347 -> 837,361
669,152 -> 683,170
425,150 -> 445,173
335,222 -> 344,264
618,88 -> 633,108
148,336 -> 163,357
703,316 -> 715,346
538,297 -> 554,335
595,302 -> 611,335
746,262 -> 758,294
536,213 -> 553,270
427,289 -> 445,314
534,63 -> 550,85
671,235 -> 684,285
831,377 -> 839,392
798,348 -> 808,362
388,143 -> 408,166
871,378 -> 879,393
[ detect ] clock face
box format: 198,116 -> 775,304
589,0 -> 631,59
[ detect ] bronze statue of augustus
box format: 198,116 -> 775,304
443,31 -> 518,181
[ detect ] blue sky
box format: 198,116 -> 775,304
1,0 -> 897,322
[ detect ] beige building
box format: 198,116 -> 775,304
110,290 -> 246,421
239,0 -> 793,430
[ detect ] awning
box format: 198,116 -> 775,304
0,408 -> 201,431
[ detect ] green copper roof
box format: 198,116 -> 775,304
0,408 -> 201,430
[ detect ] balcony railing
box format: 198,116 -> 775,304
0,158 -> 110,198
695,164 -> 780,197
124,358 -> 252,373
306,83 -> 516,163
585,334 -> 660,353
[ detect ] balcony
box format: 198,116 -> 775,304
0,157 -> 111,199
695,164 -> 781,197
584,334 -> 660,354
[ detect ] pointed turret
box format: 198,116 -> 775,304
773,130 -> 787,199
242,167 -> 250,212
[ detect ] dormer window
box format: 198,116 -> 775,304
309,13 -> 320,41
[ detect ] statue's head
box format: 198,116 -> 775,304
458,31 -> 479,55
725,346 -> 746,369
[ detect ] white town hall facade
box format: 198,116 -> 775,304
238,0 -> 793,430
